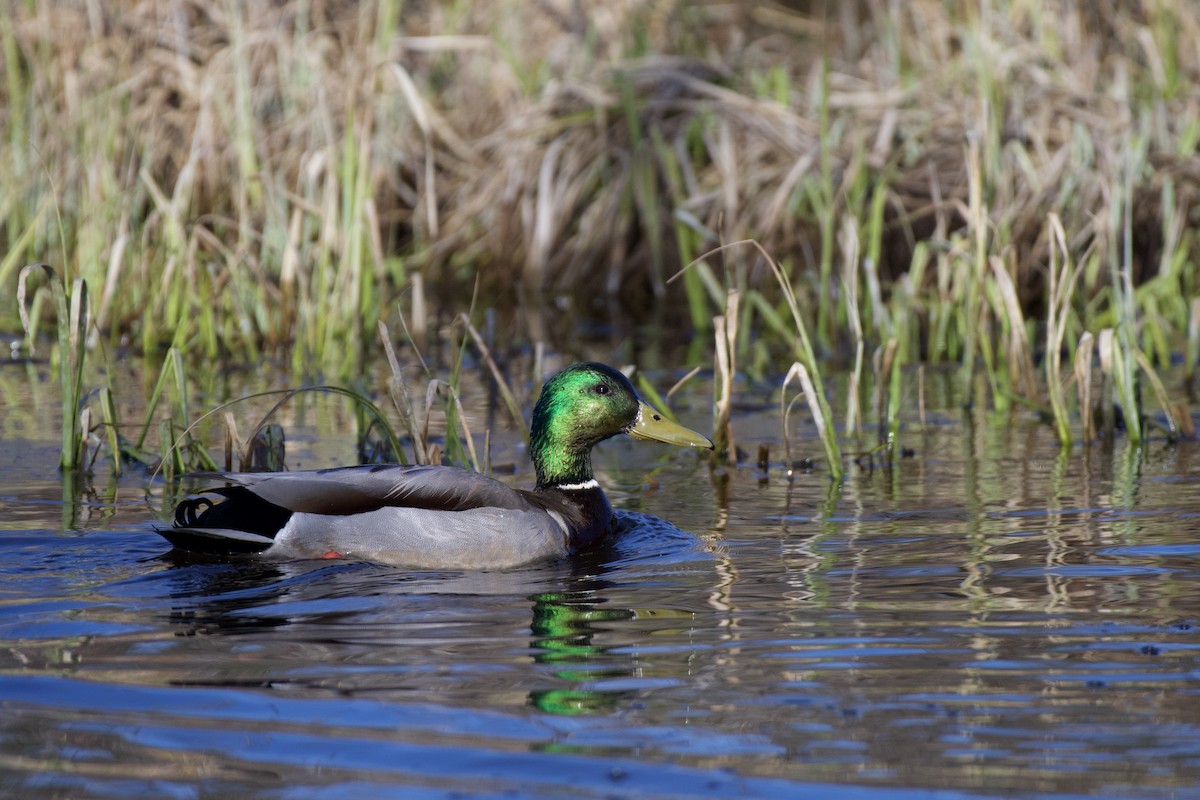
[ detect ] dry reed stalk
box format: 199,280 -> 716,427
223,411 -> 240,473
1075,332 -> 1096,443
712,288 -> 739,466
840,216 -> 863,443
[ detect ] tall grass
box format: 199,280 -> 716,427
4,1 -> 1200,475
2,2 -> 1197,363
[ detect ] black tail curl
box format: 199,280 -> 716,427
157,487 -> 295,555
174,496 -> 215,527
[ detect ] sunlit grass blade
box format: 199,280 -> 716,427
378,321 -> 420,463
17,264 -> 88,472
960,135 -> 987,406
1074,332 -> 1096,443
840,217 -> 864,445
874,338 -> 901,453
98,386 -> 121,476
1186,298 -> 1200,400
782,361 -> 840,481
712,290 -> 739,465
990,254 -> 1036,401
1096,329 -> 1117,441
223,411 -> 240,471
1133,350 -> 1179,442
1046,214 -> 1083,448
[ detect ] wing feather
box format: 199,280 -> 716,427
186,464 -> 536,516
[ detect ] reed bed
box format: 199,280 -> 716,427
4,0 -> 1200,477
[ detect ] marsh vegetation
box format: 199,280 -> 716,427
5,0 -> 1199,481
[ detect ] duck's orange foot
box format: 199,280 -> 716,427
321,551 -> 343,559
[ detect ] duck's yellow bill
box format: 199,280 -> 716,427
628,402 -> 714,449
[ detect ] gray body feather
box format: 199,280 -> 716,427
162,464 -> 593,569
270,504 -> 568,567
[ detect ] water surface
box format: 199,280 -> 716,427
3,366 -> 1200,799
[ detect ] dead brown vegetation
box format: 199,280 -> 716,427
2,0 -> 1199,346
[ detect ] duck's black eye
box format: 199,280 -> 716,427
593,383 -> 610,396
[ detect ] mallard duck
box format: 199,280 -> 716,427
158,362 -> 713,568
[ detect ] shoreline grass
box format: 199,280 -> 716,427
4,2 -> 1200,478
2,4 -> 1196,343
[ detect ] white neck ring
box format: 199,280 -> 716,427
553,478 -> 599,491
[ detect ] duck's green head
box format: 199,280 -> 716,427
530,362 -> 713,489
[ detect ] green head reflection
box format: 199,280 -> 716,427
528,591 -> 634,715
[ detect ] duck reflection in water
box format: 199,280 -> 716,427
157,511 -> 715,715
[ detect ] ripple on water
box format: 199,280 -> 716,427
5,410 -> 1200,798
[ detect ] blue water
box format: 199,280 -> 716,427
4,400 -> 1200,798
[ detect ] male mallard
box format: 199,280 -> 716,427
159,362 -> 713,568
